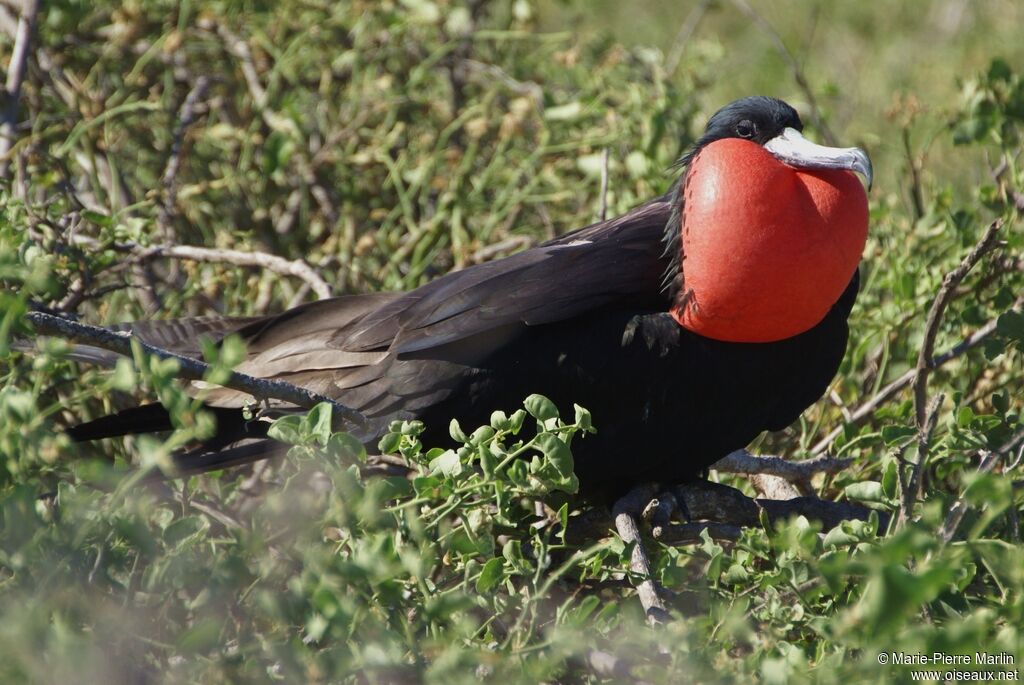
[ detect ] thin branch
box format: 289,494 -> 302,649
137,243 -> 333,300
612,485 -> 670,625
568,480 -> 887,547
207,20 -> 266,107
812,292 -> 1023,455
713,450 -> 853,481
939,428 -> 1024,544
598,147 -> 610,222
729,0 -> 837,146
913,219 -> 1003,427
0,0 -> 40,179
902,127 -> 925,221
25,311 -> 365,428
161,76 -> 211,203
749,473 -> 802,500
664,0 -> 712,77
899,393 -> 944,527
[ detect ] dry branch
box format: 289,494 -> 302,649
65,233 -> 333,301
913,219 -> 1003,427
939,428 -> 1024,544
611,485 -> 670,625
713,449 -> 853,481
25,311 -> 365,428
812,292 -> 1023,456
568,480 -> 887,548
0,0 -> 40,178
136,243 -> 333,300
899,393 -> 944,528
729,0 -> 837,146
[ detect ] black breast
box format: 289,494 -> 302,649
415,270 -> 860,500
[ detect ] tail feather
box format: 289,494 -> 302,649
170,439 -> 288,476
68,403 -> 174,441
69,402 -> 286,477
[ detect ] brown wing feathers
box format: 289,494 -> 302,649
67,197 -> 674,470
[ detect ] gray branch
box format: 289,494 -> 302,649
568,480 -> 887,548
0,0 -> 40,178
713,449 -> 853,481
611,485 -> 670,625
26,311 -> 365,429
136,243 -> 333,300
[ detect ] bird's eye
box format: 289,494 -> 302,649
736,121 -> 755,138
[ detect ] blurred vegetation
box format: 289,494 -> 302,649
1,0 -> 1023,682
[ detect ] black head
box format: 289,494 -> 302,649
682,97 -> 804,167
662,96 -> 871,298
700,96 -> 803,145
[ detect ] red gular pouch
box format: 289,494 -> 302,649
671,138 -> 869,343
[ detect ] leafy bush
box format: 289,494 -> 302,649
1,1 -> 1023,682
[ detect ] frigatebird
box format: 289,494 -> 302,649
65,96 -> 872,499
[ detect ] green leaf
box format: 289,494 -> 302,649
449,418 -> 468,443
475,557 -> 505,593
881,457 -> 899,500
378,431 -> 402,454
163,515 -> 208,547
303,402 -> 335,445
268,415 -> 303,444
844,481 -> 885,503
996,310 -> 1024,342
823,525 -> 859,548
881,424 -> 916,446
507,409 -> 527,434
325,432 -> 367,463
722,562 -> 750,585
412,475 -> 450,499
429,449 -> 462,477
524,394 -> 559,421
535,433 -> 573,478
479,443 -> 497,478
176,619 -> 223,654
573,404 -> 595,432
469,426 -> 495,445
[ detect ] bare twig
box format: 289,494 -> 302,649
664,0 -> 712,77
749,474 -> 802,500
899,393 -> 944,527
0,5 -> 19,37
612,485 -> 670,625
25,311 -> 365,428
713,450 -> 853,481
671,480 -> 889,532
812,292 -> 1023,455
902,127 -> 925,221
208,20 -> 266,107
137,243 -> 333,300
729,0 -> 838,146
0,0 -> 40,178
568,480 -> 887,547
938,429 -> 1024,543
913,219 -> 1003,427
598,147 -> 610,222
161,76 -> 211,203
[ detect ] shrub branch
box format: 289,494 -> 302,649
25,311 -> 364,427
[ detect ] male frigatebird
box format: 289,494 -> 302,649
66,97 -> 872,499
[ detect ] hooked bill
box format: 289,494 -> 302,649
672,138 -> 869,343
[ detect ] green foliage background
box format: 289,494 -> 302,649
1,0 -> 1023,682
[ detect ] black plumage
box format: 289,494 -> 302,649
67,97 -> 863,499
